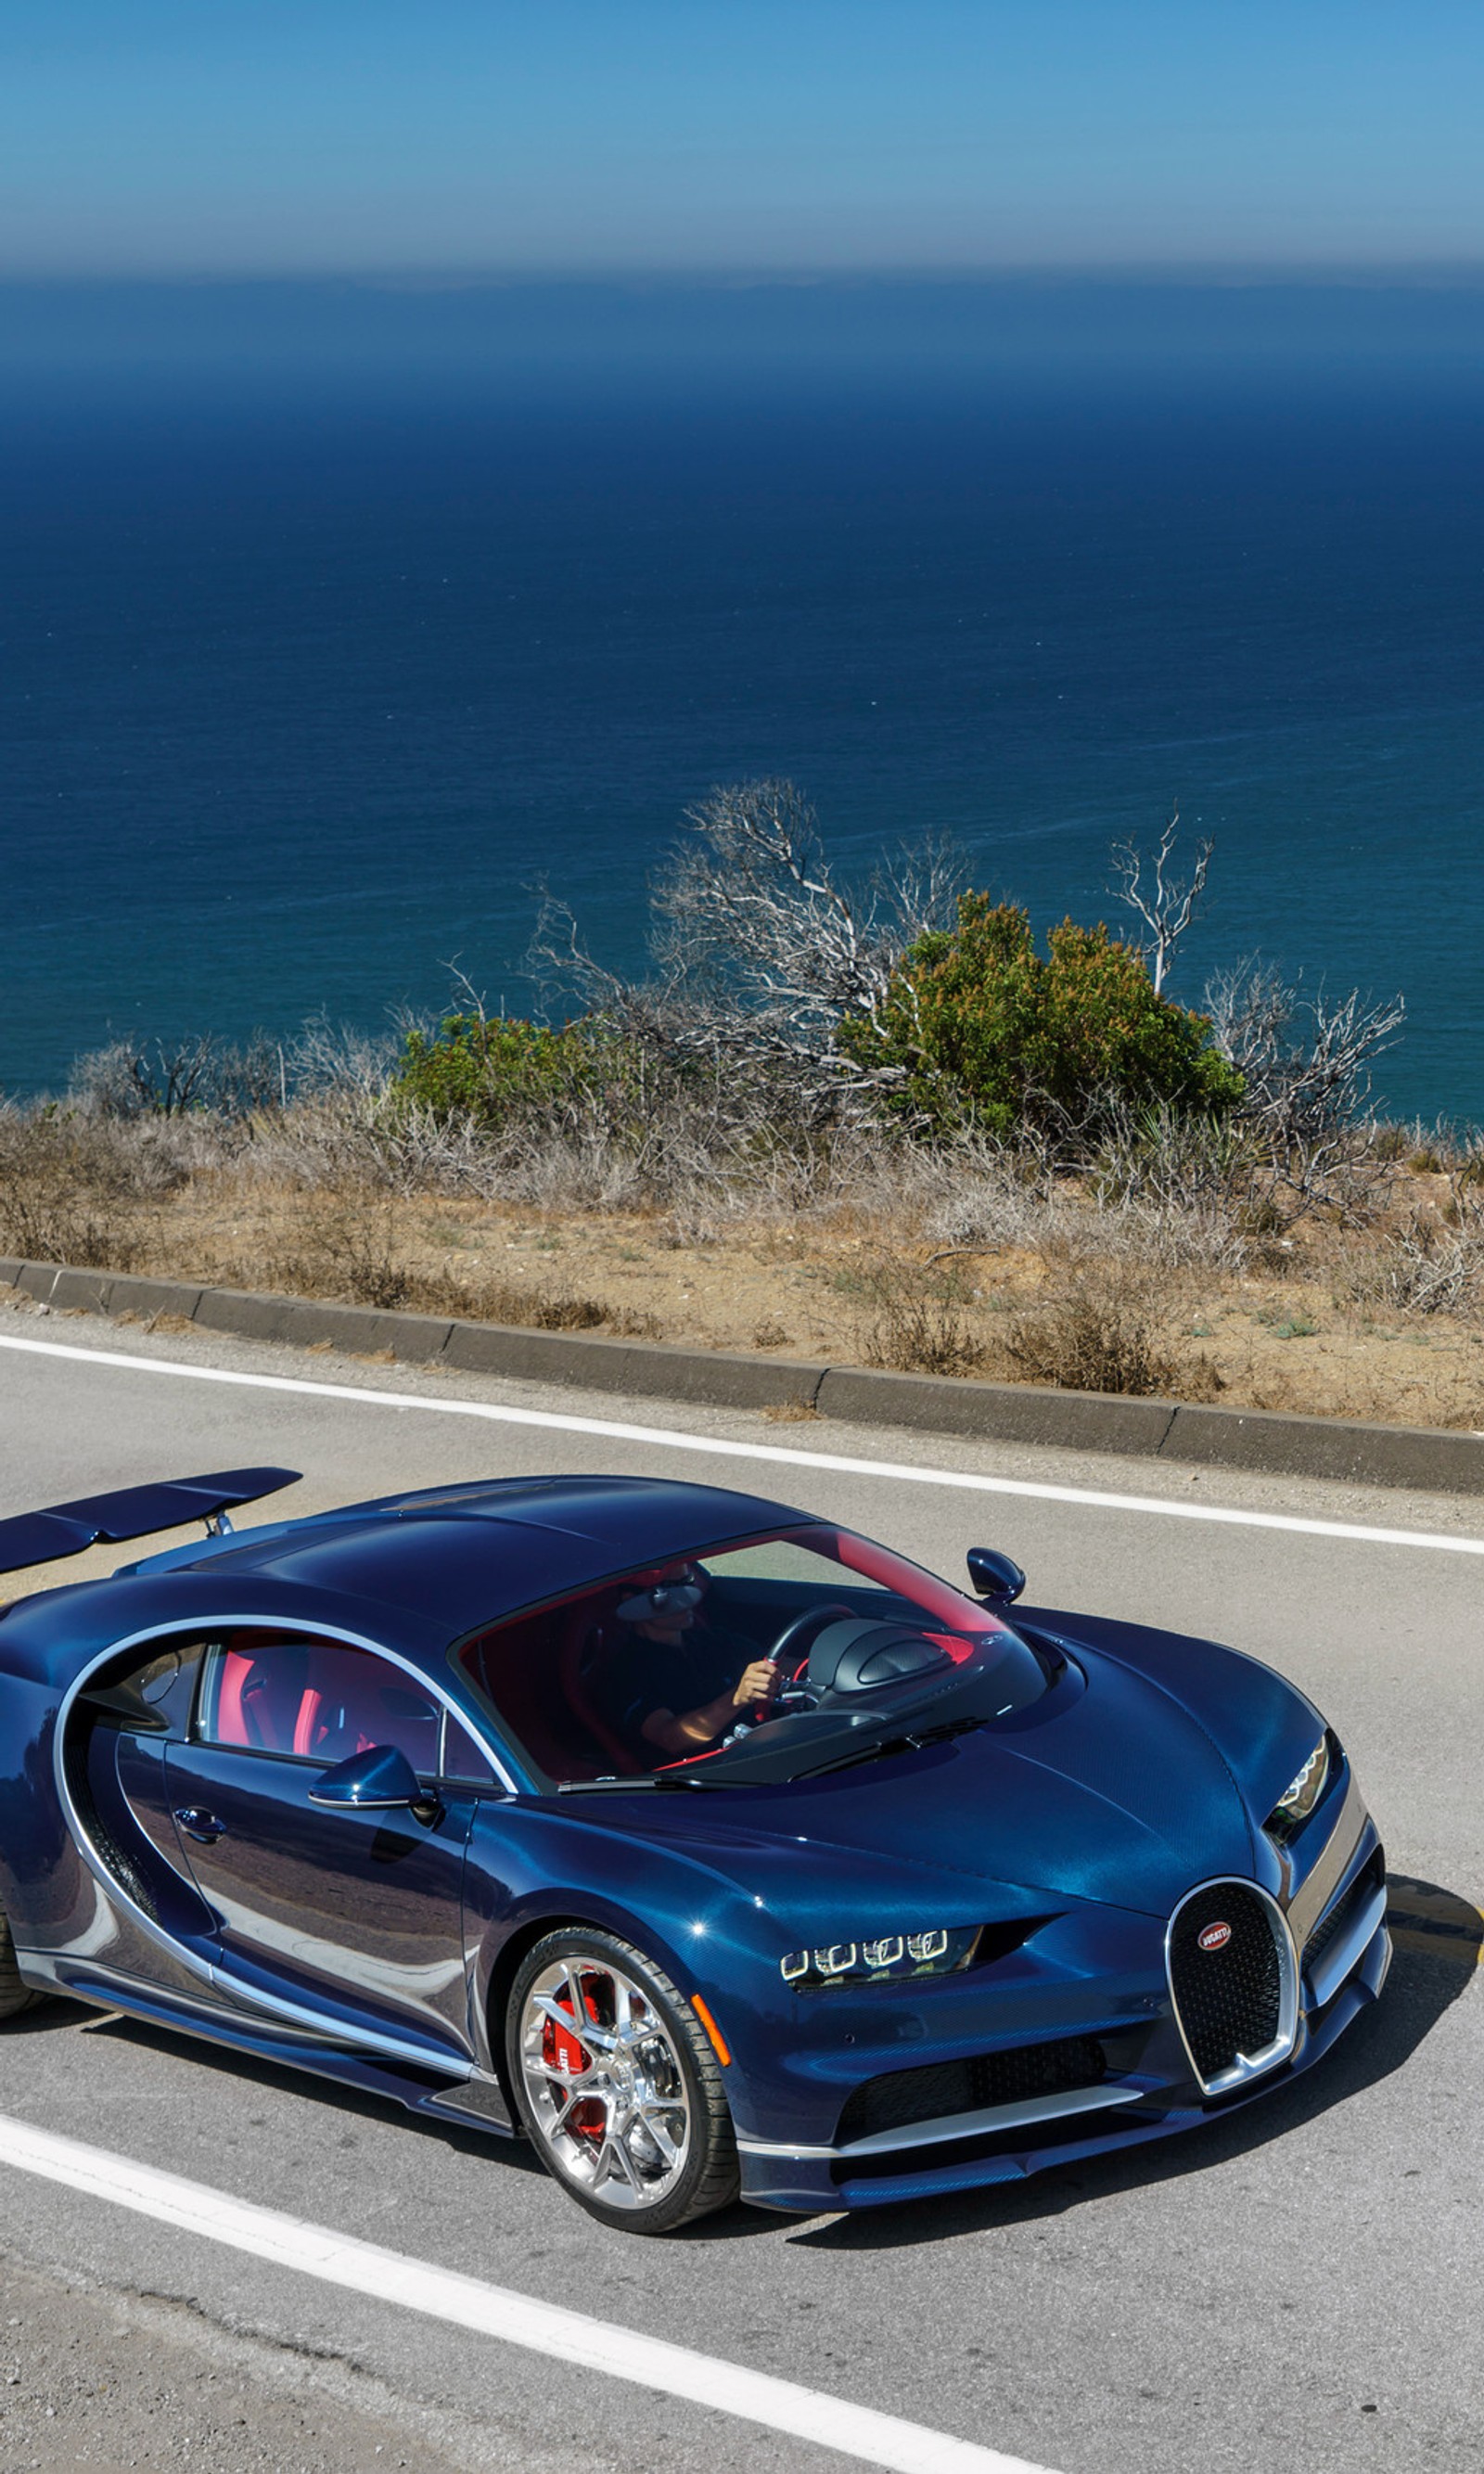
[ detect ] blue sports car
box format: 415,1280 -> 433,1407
0,1467 -> 1388,2232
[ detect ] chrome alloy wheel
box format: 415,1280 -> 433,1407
517,1954 -> 693,2211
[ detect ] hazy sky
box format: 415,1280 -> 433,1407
3,1 -> 1480,279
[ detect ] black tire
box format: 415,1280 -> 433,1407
505,1927 -> 739,2234
0,1904 -> 41,2019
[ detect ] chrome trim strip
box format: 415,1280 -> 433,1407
39,1955 -> 474,2079
206,1960 -> 476,2074
839,2081 -> 1137,2159
736,2135 -> 838,2160
1372,1926 -> 1393,1999
1164,1876 -> 1299,2097
737,2079 -> 1141,2162
1285,1773 -> 1367,1948
1305,1883 -> 1388,2012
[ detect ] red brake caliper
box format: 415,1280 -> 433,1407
543,1973 -> 608,2147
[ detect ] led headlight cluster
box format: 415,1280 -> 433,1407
779,1927 -> 979,1991
1264,1736 -> 1331,1839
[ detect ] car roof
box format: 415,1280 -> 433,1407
129,1474 -> 810,1635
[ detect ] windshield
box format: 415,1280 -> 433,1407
454,1522 -> 1050,1788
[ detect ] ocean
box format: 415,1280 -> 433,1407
3,281 -> 1481,1122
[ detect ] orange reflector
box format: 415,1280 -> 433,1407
690,1994 -> 732,2066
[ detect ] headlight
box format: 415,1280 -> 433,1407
779,1928 -> 979,1991
1264,1736 -> 1331,1839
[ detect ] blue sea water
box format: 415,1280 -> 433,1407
3,283 -> 1481,1121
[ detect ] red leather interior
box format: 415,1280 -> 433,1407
292,1687 -> 324,1758
208,1638 -> 437,1768
215,1648 -> 251,1744
212,1648 -> 302,1751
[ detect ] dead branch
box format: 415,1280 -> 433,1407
1107,805 -> 1213,994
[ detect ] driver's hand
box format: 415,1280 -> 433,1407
733,1659 -> 778,1710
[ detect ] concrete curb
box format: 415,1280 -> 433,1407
5,1253 -> 1483,1498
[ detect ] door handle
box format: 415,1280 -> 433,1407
173,1807 -> 226,1845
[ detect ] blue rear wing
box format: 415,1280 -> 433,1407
0,1468 -> 301,1577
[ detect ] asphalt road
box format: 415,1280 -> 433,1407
0,1299 -> 1480,2474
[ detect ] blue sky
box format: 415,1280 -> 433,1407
2,1 -> 1481,278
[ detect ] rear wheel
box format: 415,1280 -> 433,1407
0,1904 -> 41,2019
506,1929 -> 739,2233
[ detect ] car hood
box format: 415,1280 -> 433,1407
620,1644 -> 1259,1920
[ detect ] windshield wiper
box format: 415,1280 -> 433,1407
795,1714 -> 990,1780
556,1771 -> 735,1794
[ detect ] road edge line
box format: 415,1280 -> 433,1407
0,2110 -> 1057,2474
4,1328 -> 1484,1558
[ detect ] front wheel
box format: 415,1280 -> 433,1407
506,1929 -> 739,2233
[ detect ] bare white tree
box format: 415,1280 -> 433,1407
651,778 -> 958,1042
1205,957 -> 1406,1200
531,777 -> 962,1110
1107,804 -> 1213,993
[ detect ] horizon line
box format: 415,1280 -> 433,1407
6,263 -> 1484,296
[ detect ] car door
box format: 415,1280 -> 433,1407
162,1631 -> 480,2064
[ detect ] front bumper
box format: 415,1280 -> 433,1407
738,1777 -> 1387,2213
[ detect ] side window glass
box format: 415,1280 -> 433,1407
198,1636 -> 441,1772
441,1711 -> 498,1786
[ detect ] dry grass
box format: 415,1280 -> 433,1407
852,1257 -> 990,1379
237,1191 -> 661,1338
3,1095 -> 1484,1428
1002,1267 -> 1183,1399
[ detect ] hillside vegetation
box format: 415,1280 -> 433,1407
4,782 -> 1479,1430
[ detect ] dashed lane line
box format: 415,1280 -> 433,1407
4,1328 -> 1484,1559
0,2112 -> 1056,2474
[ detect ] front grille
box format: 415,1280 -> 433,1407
1168,1883 -> 1283,2085
836,2033 -> 1106,2147
1303,1849 -> 1385,1984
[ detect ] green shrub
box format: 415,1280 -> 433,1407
838,896 -> 1244,1138
391,1013 -> 593,1130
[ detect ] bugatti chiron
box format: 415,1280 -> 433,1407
0,1466 -> 1388,2230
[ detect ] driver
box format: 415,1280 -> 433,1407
595,1563 -> 778,1763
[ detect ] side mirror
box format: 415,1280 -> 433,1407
966,1547 -> 1026,1604
309,1743 -> 430,1813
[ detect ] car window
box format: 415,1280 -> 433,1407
441,1709 -> 498,1786
198,1634 -> 441,1774
697,1538 -> 888,1589
453,1523 -> 1026,1788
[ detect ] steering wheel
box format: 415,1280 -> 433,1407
749,1601 -> 858,1723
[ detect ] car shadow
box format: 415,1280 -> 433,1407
33,2005 -> 549,2178
781,1876 -> 1479,2251
3,1999 -> 89,2036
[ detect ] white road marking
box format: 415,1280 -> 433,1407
3,1327 -> 1483,1558
0,2111 -> 1054,2474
